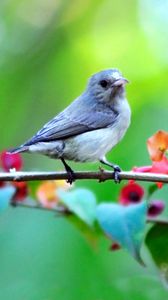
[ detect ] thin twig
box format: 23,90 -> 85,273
11,201 -> 71,215
0,170 -> 168,183
12,201 -> 167,225
147,217 -> 168,225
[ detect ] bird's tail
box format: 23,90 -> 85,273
8,145 -> 29,154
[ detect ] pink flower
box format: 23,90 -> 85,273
133,166 -> 152,173
133,156 -> 168,188
150,156 -> 168,174
150,156 -> 168,188
119,182 -> 144,205
0,151 -> 23,171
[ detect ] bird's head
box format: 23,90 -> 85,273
87,69 -> 129,103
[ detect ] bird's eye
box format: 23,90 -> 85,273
99,80 -> 108,88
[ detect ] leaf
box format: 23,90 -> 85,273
58,188 -> 97,226
28,181 -> 41,199
146,222 -> 168,287
147,184 -> 158,199
0,186 -> 16,212
67,214 -> 101,247
96,202 -> 147,265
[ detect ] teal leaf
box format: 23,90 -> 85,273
0,186 -> 16,212
58,188 -> 97,226
96,202 -> 147,265
146,222 -> 168,287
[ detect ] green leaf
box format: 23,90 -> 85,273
97,202 -> 147,265
147,184 -> 158,199
28,181 -> 41,199
67,214 -> 102,247
0,186 -> 16,212
58,188 -> 97,226
146,222 -> 168,287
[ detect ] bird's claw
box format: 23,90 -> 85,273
113,165 -> 121,184
67,170 -> 75,185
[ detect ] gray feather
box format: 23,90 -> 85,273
23,93 -> 119,146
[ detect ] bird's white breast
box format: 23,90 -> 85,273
63,99 -> 131,162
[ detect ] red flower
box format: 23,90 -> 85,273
0,151 -> 23,171
148,200 -> 165,218
119,182 -> 144,205
12,182 -> 28,202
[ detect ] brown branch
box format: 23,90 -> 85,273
3,170 -> 167,226
0,170 -> 168,183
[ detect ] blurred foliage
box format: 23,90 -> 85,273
97,201 -> 147,265
1,0 -> 168,299
146,222 -> 168,289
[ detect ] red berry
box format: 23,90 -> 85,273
110,242 -> 121,251
12,182 -> 28,201
119,182 -> 144,205
148,200 -> 165,217
0,181 -> 5,187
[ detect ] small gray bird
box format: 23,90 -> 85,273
10,69 -> 131,183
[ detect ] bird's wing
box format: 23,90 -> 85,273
24,98 -> 119,146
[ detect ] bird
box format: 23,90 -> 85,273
10,69 -> 131,184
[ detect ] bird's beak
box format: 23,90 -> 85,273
112,78 -> 129,87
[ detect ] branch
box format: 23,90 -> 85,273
0,170 -> 168,183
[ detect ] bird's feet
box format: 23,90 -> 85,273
99,158 -> 122,184
66,168 -> 75,185
61,158 -> 75,185
113,165 -> 121,184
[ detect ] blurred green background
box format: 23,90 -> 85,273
0,0 -> 168,299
